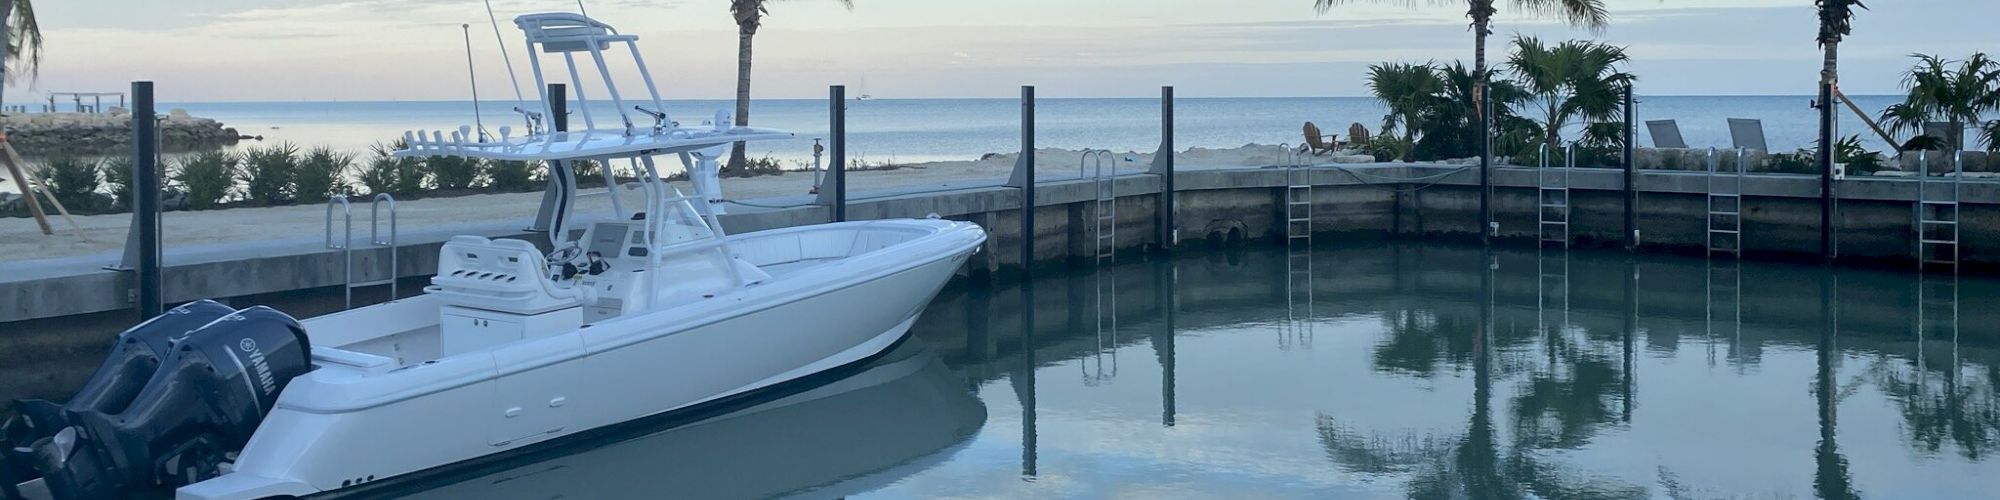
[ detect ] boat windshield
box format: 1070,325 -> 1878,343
651,186 -> 718,249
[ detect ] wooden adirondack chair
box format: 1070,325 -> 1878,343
1303,122 -> 1339,155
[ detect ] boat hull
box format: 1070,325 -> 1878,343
177,219 -> 984,500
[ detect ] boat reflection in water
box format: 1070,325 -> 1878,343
387,341 -> 985,499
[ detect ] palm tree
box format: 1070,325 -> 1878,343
1505,36 -> 1634,150
725,0 -> 852,176
1879,53 -> 2000,151
1420,62 -> 1534,160
0,0 -> 41,100
1366,62 -> 1444,160
1815,1 -> 1864,102
1315,0 -> 1609,160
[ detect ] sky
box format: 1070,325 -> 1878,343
10,0 -> 1998,102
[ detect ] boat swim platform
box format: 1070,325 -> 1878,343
7,162 -> 2000,323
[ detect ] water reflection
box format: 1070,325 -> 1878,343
8,240 -> 1999,498
390,342 -> 985,498
888,241 -> 2000,498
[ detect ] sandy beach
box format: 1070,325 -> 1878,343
1,145 -> 1350,262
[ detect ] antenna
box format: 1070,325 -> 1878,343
461,24 -> 488,141
482,0 -> 534,133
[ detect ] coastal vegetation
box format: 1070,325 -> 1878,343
725,0 -> 854,176
3,0 -> 42,81
1355,36 -> 1630,168
1317,0 -> 1610,166
296,147 -> 354,204
1879,53 -> 1999,152
242,143 -> 301,205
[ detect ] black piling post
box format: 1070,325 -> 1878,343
1157,86 -> 1176,251
132,81 -> 162,320
1817,82 -> 1835,263
550,83 -> 568,132
831,85 -> 848,222
1020,85 -> 1036,273
1479,87 -> 1492,245
1623,85 -> 1637,251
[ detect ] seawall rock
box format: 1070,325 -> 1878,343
1,110 -> 240,154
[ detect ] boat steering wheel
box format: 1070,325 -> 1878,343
546,242 -> 585,284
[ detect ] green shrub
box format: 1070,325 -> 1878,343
360,141 -> 427,196
570,159 -> 603,187
34,156 -> 103,211
296,146 -> 353,203
102,156 -> 149,210
241,143 -> 300,205
1762,150 -> 1816,174
723,155 -> 786,178
489,160 -> 540,192
174,151 -> 239,210
1363,136 -> 1413,163
428,155 -> 484,190
1834,135 -> 1886,175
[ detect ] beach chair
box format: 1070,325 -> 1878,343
1727,118 -> 1767,151
1303,122 -> 1339,155
1348,123 -> 1370,146
1645,120 -> 1688,148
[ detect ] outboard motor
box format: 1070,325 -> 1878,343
3,300 -> 234,494
24,306 -> 314,500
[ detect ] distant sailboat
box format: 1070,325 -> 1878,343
855,76 -> 873,100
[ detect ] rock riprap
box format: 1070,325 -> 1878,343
1,109 -> 240,153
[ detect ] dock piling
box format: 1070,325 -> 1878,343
1152,86 -> 1176,250
1019,86 -> 1036,271
1623,86 -> 1637,251
819,85 -> 848,222
132,82 -> 163,320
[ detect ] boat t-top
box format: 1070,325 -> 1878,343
3,12 -> 985,500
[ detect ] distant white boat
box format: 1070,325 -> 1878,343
5,12 -> 985,500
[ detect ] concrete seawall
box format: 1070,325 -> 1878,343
4,163 -> 1995,324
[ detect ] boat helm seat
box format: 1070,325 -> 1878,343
428,236 -> 582,314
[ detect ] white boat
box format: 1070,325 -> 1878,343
1,11 -> 984,500
394,341 -> 986,499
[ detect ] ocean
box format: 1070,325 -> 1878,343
0,95 -> 1923,197
164,95 -> 1909,168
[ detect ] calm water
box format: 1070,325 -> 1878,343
5,241 -> 1995,498
168,95 -> 1904,167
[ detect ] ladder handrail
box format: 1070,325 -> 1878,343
325,196 -> 355,309
370,193 -> 400,300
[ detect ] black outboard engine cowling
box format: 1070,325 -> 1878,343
3,300 -> 234,496
28,306 -> 314,500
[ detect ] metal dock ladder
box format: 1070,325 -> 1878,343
1538,144 -> 1571,247
1706,148 -> 1745,257
1285,146 -> 1313,244
1084,150 -> 1119,263
1282,234 -> 1314,351
325,193 -> 399,310
1705,256 -> 1741,367
1915,270 -> 1958,379
1083,150 -> 1119,385
1537,246 -> 1569,339
1915,152 -> 1962,269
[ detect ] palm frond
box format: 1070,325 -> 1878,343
1815,0 -> 1866,46
6,0 -> 42,81
1512,0 -> 1609,32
